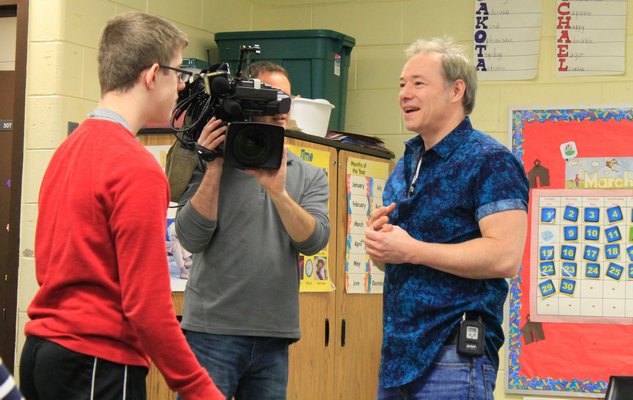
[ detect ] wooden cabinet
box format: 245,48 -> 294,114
285,140 -> 391,400
141,132 -> 392,400
285,137 -> 338,400
331,150 -> 386,400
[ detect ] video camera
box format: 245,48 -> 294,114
171,45 -> 291,169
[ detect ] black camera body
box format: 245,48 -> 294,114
172,45 -> 290,170
223,122 -> 284,169
203,70 -> 291,123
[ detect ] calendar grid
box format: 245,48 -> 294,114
530,189 -> 633,324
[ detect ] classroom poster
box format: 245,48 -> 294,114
146,144 -> 188,291
345,157 -> 389,294
473,0 -> 542,80
287,144 -> 334,293
556,0 -> 626,77
507,107 -> 633,397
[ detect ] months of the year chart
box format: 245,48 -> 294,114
530,189 -> 633,324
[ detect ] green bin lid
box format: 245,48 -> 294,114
215,29 -> 355,48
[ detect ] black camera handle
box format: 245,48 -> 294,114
235,44 -> 261,79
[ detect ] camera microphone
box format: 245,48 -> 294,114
222,99 -> 243,121
201,71 -> 231,96
210,75 -> 231,95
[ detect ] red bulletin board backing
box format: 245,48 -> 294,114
507,108 -> 633,397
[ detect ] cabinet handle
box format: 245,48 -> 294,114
341,319 -> 346,347
325,318 -> 330,347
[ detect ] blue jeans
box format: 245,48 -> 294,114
377,345 -> 497,400
183,331 -> 289,400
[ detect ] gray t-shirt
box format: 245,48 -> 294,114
176,150 -> 330,339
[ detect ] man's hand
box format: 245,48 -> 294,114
189,117 -> 226,220
245,148 -> 318,243
365,203 -> 396,270
365,202 -> 413,267
368,203 -> 395,232
197,117 -> 226,171
245,146 -> 288,197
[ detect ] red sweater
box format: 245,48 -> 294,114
26,119 -> 223,400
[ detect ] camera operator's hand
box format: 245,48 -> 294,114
190,117 -> 226,221
245,146 -> 287,196
198,117 -> 227,169
246,148 -> 317,244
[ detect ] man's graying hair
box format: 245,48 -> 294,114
405,37 -> 477,115
98,11 -> 188,95
246,61 -> 288,79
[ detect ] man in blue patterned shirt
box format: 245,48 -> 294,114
364,37 -> 529,400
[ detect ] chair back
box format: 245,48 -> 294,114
605,376 -> 633,400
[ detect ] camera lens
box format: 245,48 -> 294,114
233,126 -> 274,167
224,122 -> 285,169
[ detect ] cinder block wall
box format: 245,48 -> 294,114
252,0 -> 633,158
18,1 -> 633,399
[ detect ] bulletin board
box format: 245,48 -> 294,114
506,107 -> 633,397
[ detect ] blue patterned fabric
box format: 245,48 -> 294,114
0,359 -> 24,400
379,117 -> 529,388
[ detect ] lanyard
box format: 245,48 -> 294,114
407,153 -> 423,197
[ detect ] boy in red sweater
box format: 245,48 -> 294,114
19,11 -> 224,400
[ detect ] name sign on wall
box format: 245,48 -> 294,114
556,0 -> 626,76
474,0 -> 542,80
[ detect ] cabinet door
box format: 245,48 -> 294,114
334,150 -> 390,400
147,362 -> 176,400
285,137 -> 337,400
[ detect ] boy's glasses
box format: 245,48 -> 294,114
157,65 -> 195,84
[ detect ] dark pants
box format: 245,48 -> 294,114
20,336 -> 148,400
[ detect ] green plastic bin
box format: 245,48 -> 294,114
214,29 -> 355,132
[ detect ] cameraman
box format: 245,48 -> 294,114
175,62 -> 330,400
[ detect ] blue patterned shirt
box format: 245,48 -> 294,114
379,118 -> 529,388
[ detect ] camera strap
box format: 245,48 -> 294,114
194,143 -> 223,162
